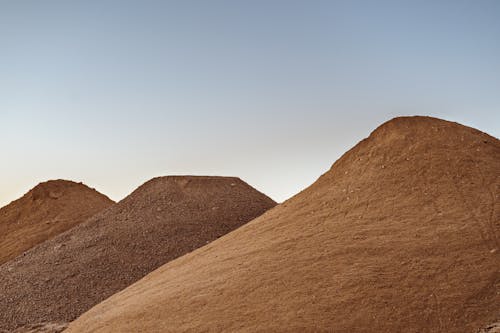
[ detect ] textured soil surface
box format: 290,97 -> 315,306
67,117 -> 499,333
1,322 -> 68,333
0,180 -> 113,265
478,322 -> 500,333
477,320 -> 500,333
0,176 -> 275,331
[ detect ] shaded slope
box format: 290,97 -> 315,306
0,176 -> 276,330
0,180 -> 113,265
68,117 -> 499,333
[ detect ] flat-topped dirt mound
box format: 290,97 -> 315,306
67,117 -> 499,333
0,176 -> 276,331
0,180 -> 113,265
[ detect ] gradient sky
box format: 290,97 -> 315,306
1,0 -> 499,206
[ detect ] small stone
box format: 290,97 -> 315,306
49,191 -> 62,199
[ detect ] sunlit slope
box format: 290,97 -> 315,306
0,180 -> 113,265
68,117 -> 499,333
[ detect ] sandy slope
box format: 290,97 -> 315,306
0,180 -> 113,265
1,322 -> 68,333
67,117 -> 499,333
0,176 -> 275,331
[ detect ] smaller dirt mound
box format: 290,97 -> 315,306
0,180 -> 114,265
0,176 -> 276,331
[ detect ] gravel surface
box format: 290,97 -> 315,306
0,176 -> 275,331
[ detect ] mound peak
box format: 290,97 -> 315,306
0,176 -> 276,330
367,115 -> 490,141
0,180 -> 113,265
27,180 -> 106,201
67,117 -> 499,333
133,175 -> 245,192
150,175 -> 241,181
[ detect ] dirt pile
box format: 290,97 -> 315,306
67,117 -> 499,333
0,180 -> 113,265
0,176 -> 276,331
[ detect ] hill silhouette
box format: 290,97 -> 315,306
0,180 -> 113,265
0,176 -> 276,331
67,117 -> 499,333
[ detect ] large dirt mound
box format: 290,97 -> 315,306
0,180 -> 113,265
67,117 -> 499,333
0,176 -> 276,331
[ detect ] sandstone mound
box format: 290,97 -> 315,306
0,180 -> 113,265
67,117 -> 499,333
0,176 -> 276,331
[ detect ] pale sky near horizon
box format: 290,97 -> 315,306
1,0 -> 499,206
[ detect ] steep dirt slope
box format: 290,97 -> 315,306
67,117 -> 499,333
0,176 -> 275,331
0,180 -> 113,265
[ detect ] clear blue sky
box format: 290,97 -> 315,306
1,0 -> 499,206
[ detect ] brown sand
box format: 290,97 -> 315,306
0,176 -> 275,331
1,322 -> 68,333
477,321 -> 500,333
0,180 -> 113,265
67,117 -> 499,333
